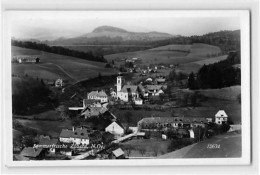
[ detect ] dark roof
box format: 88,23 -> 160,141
60,127 -> 89,139
83,99 -> 100,106
20,147 -> 43,158
139,117 -> 208,125
145,85 -> 163,91
120,85 -> 138,93
38,138 -> 59,146
81,107 -> 108,116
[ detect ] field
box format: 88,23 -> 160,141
159,133 -> 241,158
191,55 -> 228,65
15,118 -> 73,137
119,139 -> 172,158
105,43 -> 223,74
12,46 -> 117,84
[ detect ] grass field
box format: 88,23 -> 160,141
120,138 -> 172,157
159,133 -> 241,158
191,55 -> 228,65
105,43 -> 223,74
15,118 -> 73,137
12,46 -> 117,84
149,44 -> 191,52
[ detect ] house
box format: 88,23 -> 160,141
83,99 -> 102,108
20,147 -> 44,160
59,127 -> 89,145
81,106 -> 108,119
155,77 -> 166,84
105,121 -> 124,139
228,124 -> 241,132
146,78 -> 153,82
55,79 -> 63,87
12,55 -> 40,64
38,137 -> 59,153
215,110 -> 228,124
88,90 -> 108,103
138,116 -> 208,131
110,148 -> 125,159
144,85 -> 164,96
110,90 -> 117,99
134,98 -> 143,105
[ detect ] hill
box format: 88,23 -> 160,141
12,46 -> 117,84
105,43 -> 222,67
48,26 -> 174,46
159,133 -> 241,158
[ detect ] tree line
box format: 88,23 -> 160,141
188,51 -> 241,90
11,40 -> 107,63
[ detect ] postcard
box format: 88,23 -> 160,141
2,10 -> 250,167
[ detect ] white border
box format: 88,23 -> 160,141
1,10 -> 252,168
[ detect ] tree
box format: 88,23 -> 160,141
124,111 -> 133,126
98,72 -> 102,79
138,147 -> 146,157
124,145 -> 133,157
188,72 -> 197,90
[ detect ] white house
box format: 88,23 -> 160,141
145,85 -> 164,96
55,79 -> 63,87
105,122 -> 124,139
134,98 -> 143,105
117,85 -> 139,102
215,110 -> 228,124
88,90 -> 108,103
59,127 -> 89,145
189,129 -> 195,138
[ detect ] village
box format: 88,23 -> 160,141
13,56 -> 241,160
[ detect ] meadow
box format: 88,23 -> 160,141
12,46 -> 117,84
105,43 -> 223,74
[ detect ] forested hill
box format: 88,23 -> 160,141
154,30 -> 240,54
11,40 -> 107,63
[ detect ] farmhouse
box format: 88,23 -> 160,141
20,147 -> 44,160
12,55 -> 40,64
144,85 -> 165,97
59,127 -> 89,145
38,137 -> 59,153
83,99 -> 102,108
215,110 -> 228,124
88,90 -> 108,103
138,116 -> 208,130
55,79 -> 63,87
81,106 -> 108,119
105,121 -> 124,139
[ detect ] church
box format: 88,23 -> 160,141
116,75 -> 144,104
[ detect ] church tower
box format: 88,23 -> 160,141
117,76 -> 123,92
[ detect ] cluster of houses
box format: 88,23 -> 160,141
12,55 -> 40,63
17,109 -> 240,160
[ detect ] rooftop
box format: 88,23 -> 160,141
60,127 -> 89,139
20,147 -> 43,158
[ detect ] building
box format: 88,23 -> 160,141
83,99 -> 102,108
105,121 -> 124,139
138,116 -> 208,130
110,148 -> 125,159
117,84 -> 140,102
88,90 -> 108,103
134,98 -> 143,105
55,79 -> 63,87
215,110 -> 228,124
144,85 -> 165,97
59,127 -> 89,145
81,106 -> 108,119
20,147 -> 44,160
12,56 -> 40,64
38,137 -> 59,153
228,124 -> 241,132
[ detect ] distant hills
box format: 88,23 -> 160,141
45,25 -> 175,46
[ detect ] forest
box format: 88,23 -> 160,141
11,40 -> 107,63
188,51 -> 241,90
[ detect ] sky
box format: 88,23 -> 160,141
10,11 -> 241,40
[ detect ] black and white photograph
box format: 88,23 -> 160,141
2,9 -> 252,167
